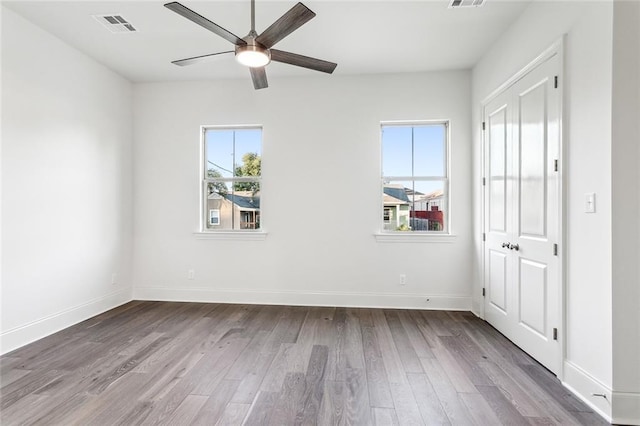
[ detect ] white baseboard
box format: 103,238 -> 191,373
0,289 -> 132,356
470,308 -> 482,318
562,360 -> 613,423
133,286 -> 472,311
562,362 -> 640,424
611,391 -> 640,426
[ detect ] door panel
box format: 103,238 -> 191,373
519,81 -> 548,238
483,53 -> 561,374
489,250 -> 508,313
489,106 -> 508,233
519,258 -> 547,337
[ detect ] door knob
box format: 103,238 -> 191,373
502,242 -> 510,248
509,243 -> 520,251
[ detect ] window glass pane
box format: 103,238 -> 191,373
233,129 -> 262,178
412,181 -> 446,232
383,180 -> 446,232
204,127 -> 262,232
382,181 -> 412,231
206,130 -> 234,178
206,182 -> 260,231
382,126 -> 412,177
381,122 -> 448,233
413,125 -> 446,177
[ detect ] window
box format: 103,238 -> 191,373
203,126 -> 262,231
209,209 -> 220,226
383,208 -> 392,222
381,122 -> 448,233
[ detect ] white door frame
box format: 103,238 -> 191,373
480,37 -> 566,380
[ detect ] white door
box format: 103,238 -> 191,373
483,53 -> 561,374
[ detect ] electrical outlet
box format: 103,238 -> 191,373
111,273 -> 118,285
399,274 -> 406,286
188,269 -> 195,280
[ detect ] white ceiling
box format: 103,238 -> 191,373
3,0 -> 533,83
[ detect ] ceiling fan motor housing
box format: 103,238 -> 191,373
235,36 -> 271,67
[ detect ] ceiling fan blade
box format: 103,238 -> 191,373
171,51 -> 234,66
164,2 -> 246,46
270,49 -> 337,74
255,3 -> 315,48
250,67 -> 268,90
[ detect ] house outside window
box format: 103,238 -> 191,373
203,126 -> 262,231
240,210 -> 259,229
381,122 -> 449,232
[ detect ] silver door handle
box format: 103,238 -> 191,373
509,243 -> 520,251
502,242 -> 510,248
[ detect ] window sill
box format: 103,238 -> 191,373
374,233 -> 457,243
193,231 -> 268,241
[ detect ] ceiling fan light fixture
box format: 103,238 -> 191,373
236,45 -> 271,68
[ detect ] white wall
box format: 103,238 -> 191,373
1,7 -> 134,354
132,71 -> 473,310
611,1 -> 640,423
472,0 -> 639,423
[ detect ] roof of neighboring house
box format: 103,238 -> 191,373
404,188 -> 424,197
412,189 -> 444,202
383,186 -> 410,203
223,193 -> 260,209
424,189 -> 444,200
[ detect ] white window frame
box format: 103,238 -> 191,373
376,120 -> 455,242
195,125 -> 266,240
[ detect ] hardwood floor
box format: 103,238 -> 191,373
1,302 -> 608,425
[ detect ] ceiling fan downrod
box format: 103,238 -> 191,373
251,0 -> 256,33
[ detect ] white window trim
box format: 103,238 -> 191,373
199,125 -> 264,235
379,120 -> 452,236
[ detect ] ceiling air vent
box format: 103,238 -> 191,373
449,0 -> 486,8
92,14 -> 137,33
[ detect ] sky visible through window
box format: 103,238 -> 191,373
206,125 -> 445,196
382,124 -> 446,195
206,128 -> 262,178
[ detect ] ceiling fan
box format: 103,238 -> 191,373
164,0 -> 338,89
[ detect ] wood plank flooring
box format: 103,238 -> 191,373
0,302 -> 608,425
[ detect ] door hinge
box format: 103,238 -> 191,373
482,288 -> 486,297
553,328 -> 558,340
554,159 -> 558,172
482,122 -> 486,131
482,233 -> 486,242
553,244 -> 558,256
482,177 -> 486,186
554,76 -> 559,89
